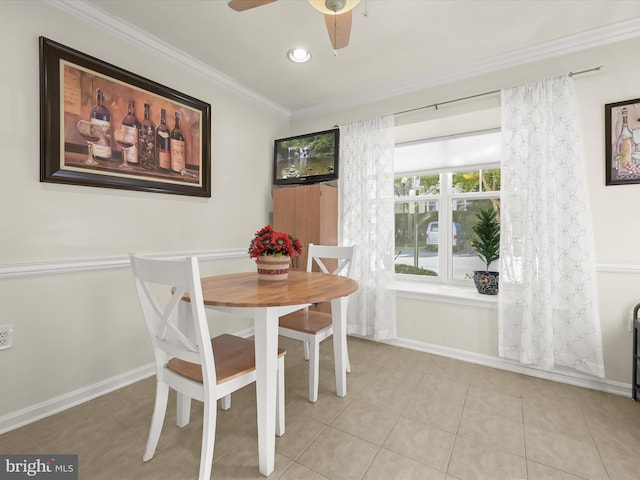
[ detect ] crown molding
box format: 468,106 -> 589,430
46,0 -> 291,118
36,2 -> 640,121
292,16 -> 640,119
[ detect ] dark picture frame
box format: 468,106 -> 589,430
605,97 -> 640,186
273,128 -> 339,186
39,37 -> 211,197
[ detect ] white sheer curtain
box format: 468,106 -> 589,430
339,115 -> 396,340
499,75 -> 604,378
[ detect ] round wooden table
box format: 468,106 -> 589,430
199,270 -> 358,307
191,270 -> 358,476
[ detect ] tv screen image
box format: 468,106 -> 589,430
273,128 -> 339,186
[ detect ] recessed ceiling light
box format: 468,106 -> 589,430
287,48 -> 311,63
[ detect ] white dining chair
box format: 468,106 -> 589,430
130,254 -> 286,480
278,244 -> 354,402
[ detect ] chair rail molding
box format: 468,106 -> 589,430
1,256 -> 638,280
0,249 -> 247,279
597,261 -> 640,274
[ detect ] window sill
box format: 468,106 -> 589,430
393,278 -> 498,308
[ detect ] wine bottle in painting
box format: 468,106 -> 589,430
155,108 -> 171,172
90,88 -> 111,160
616,107 -> 633,172
121,98 -> 139,164
170,112 -> 186,173
139,103 -> 155,170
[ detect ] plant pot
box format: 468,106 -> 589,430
473,271 -> 499,295
256,255 -> 291,282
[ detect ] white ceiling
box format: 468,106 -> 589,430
77,0 -> 640,116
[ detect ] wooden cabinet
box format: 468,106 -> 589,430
273,184 -> 337,271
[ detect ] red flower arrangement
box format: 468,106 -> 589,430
248,225 -> 303,260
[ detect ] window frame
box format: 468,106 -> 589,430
394,132 -> 501,287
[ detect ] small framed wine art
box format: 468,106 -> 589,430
605,97 -> 640,186
39,36 -> 211,197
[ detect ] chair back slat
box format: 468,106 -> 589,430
307,244 -> 355,277
130,254 -> 216,383
155,287 -> 198,351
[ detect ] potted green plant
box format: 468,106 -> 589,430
471,208 -> 500,295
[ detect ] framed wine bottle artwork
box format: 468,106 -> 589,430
39,36 -> 211,197
605,97 -> 640,186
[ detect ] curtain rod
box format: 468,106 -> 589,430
394,65 -> 603,116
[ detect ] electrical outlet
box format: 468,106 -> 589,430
0,325 -> 13,350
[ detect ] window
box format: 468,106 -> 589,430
394,130 -> 501,284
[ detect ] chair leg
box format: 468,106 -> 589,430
220,394 -> 231,411
346,347 -> 351,374
198,390 -> 217,480
176,392 -> 192,427
303,341 -> 310,361
143,380 -> 169,462
276,356 -> 285,436
308,338 -> 320,403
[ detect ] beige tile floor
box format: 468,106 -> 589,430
2,336 -> 640,479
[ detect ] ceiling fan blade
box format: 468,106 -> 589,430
324,10 -> 352,50
227,0 -> 277,12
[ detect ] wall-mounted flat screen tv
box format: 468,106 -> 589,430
273,128 -> 339,186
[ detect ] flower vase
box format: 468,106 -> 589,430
256,255 -> 291,282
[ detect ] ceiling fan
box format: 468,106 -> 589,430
227,0 -> 360,50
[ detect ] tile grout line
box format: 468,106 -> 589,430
443,380 -> 472,477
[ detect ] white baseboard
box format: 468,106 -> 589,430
0,363 -> 155,435
386,336 -> 631,397
1,330 -> 631,436
0,327 -> 255,435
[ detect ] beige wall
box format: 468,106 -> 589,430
396,299 -> 499,356
0,1 -> 289,419
291,37 -> 640,386
1,1 -> 638,424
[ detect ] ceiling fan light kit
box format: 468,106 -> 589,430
228,0 -> 360,50
308,0 -> 360,15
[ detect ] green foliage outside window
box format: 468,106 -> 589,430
394,175 -> 440,197
453,169 -> 500,193
394,264 -> 437,275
